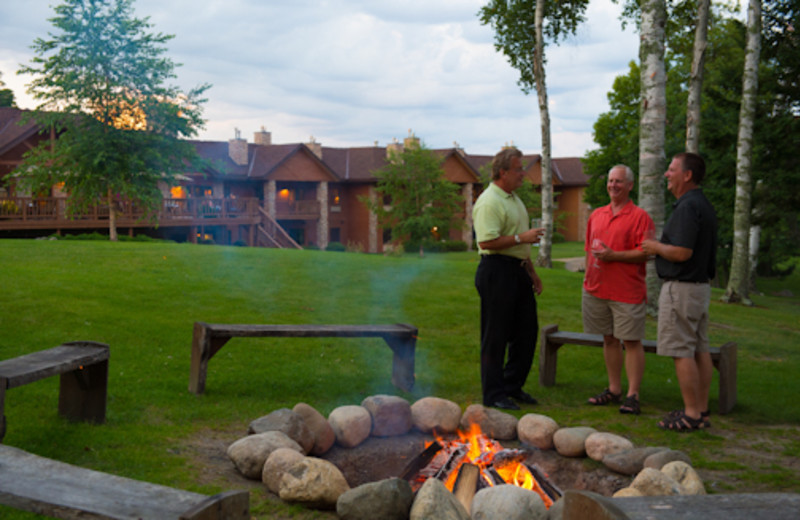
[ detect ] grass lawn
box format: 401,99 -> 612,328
1,239 -> 799,518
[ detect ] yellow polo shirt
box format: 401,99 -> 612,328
472,182 -> 531,260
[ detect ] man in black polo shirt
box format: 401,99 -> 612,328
641,152 -> 718,432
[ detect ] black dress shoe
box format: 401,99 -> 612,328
489,397 -> 520,410
510,391 -> 538,405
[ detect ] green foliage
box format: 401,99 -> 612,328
14,0 -> 209,237
0,71 -> 15,107
325,241 -> 346,252
361,143 -> 462,252
586,10 -> 800,278
479,0 -> 590,93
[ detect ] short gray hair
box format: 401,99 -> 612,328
609,164 -> 634,183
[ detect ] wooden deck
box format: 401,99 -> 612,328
0,197 -> 262,231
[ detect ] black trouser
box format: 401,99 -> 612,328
475,254 -> 538,405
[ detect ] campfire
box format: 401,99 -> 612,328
400,424 -> 562,510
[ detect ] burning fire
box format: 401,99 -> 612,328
410,423 -> 557,509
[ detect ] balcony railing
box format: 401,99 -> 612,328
0,197 -> 261,229
275,200 -> 321,219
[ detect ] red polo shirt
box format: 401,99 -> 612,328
583,200 -> 654,304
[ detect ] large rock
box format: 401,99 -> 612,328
248,408 -> 314,454
643,449 -> 692,470
227,431 -> 303,480
602,447 -> 668,475
661,461 -> 706,495
459,404 -> 518,441
293,402 -> 336,455
612,487 -> 644,498
411,397 -> 462,434
279,457 -> 350,510
630,467 -> 683,496
553,427 -> 597,457
262,447 -> 305,494
517,414 -> 559,450
471,484 -> 547,520
409,477 -> 471,520
336,478 -> 414,520
328,405 -> 372,448
585,432 -> 634,462
362,395 -> 412,437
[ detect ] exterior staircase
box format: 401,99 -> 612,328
256,207 -> 302,249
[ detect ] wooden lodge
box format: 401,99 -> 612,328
0,107 -> 590,251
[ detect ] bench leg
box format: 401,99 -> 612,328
715,342 -> 737,414
385,338 -> 415,392
58,359 -> 108,424
189,323 -> 210,395
539,324 -> 560,387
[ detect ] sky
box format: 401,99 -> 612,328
0,0 -> 640,157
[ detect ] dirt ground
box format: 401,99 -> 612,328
183,421 -> 800,520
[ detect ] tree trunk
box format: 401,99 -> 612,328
723,0 -> 761,305
534,0 -> 553,268
638,0 -> 667,310
686,0 -> 710,154
107,188 -> 118,242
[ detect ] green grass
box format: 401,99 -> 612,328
1,240 -> 799,518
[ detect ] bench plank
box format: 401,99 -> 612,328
189,322 -> 418,395
0,444 -> 248,520
539,324 -> 737,414
563,490 -> 800,520
0,342 -> 110,442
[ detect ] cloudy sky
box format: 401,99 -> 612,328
1,0 -> 639,157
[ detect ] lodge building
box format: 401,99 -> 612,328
0,107 -> 590,251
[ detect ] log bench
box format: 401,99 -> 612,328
562,490 -> 800,520
189,322 -> 418,395
0,341 -> 109,442
0,444 -> 249,519
539,324 -> 737,414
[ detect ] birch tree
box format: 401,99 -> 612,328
686,0 -> 711,153
723,0 -> 762,304
479,0 -> 589,268
639,0 -> 668,307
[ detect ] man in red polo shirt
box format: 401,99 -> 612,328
583,165 -> 655,415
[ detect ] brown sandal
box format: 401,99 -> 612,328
619,395 -> 640,415
658,411 -> 704,432
588,388 -> 621,406
668,409 -> 711,428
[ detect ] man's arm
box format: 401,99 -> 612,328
592,245 -> 650,264
478,227 -> 544,251
640,239 -> 693,262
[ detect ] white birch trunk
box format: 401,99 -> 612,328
639,0 -> 667,309
534,0 -> 553,268
723,0 -> 761,305
686,0 -> 710,154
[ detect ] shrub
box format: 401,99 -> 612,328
326,241 -> 346,252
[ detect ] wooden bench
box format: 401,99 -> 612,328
0,341 -> 110,442
0,444 -> 249,519
562,489 -> 800,520
539,324 -> 737,414
189,322 -> 418,395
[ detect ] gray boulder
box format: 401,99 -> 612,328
248,408 -> 314,454
336,478 -> 414,520
362,394 -> 412,437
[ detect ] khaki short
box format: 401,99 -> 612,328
582,288 -> 646,340
657,281 -> 711,358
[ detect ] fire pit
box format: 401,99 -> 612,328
399,424 -> 562,510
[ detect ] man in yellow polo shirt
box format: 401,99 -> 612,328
473,147 -> 544,410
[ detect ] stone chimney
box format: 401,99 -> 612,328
254,126 -> 271,146
228,128 -> 248,166
307,136 -> 322,159
386,137 -> 403,161
403,129 -> 420,150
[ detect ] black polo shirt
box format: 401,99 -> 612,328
656,188 -> 718,283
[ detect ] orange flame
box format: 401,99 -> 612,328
428,423 -> 554,509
